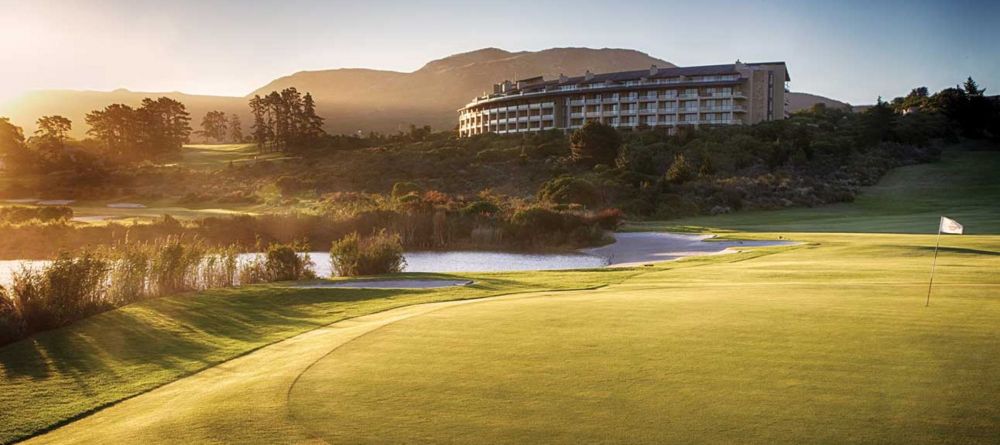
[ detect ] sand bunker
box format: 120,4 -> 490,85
291,279 -> 473,289
582,232 -> 794,267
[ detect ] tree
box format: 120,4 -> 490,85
85,104 -> 141,159
35,116 -> 72,143
32,115 -> 73,162
85,97 -> 191,160
248,88 -> 326,151
229,114 -> 243,143
0,117 -> 32,170
570,121 -> 620,166
963,77 -> 985,97
249,95 -> 271,152
199,111 -> 228,142
300,93 -> 325,144
139,97 -> 191,155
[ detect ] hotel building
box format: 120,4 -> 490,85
458,61 -> 789,137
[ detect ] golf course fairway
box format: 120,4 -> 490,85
5,147 -> 1000,444
19,233 -> 1000,444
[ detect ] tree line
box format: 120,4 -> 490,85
199,111 -> 244,143
249,87 -> 326,152
85,97 -> 192,160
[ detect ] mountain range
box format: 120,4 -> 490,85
1,47 -> 851,138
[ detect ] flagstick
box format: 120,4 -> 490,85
925,227 -> 942,307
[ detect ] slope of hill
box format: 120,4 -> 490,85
0,48 -> 674,137
786,91 -> 851,113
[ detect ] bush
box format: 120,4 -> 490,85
265,242 -> 315,281
0,205 -> 73,223
570,121 -> 621,166
330,231 -> 406,277
0,287 -> 22,345
0,238 -> 317,347
589,208 -> 624,230
538,176 -> 602,208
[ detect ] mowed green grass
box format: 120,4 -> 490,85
3,144 -> 998,444
0,269 -> 638,444
179,143 -> 293,169
629,143 -> 1000,234
289,234 -> 1000,444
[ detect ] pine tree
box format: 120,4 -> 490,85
229,114 -> 243,143
963,77 -> 985,97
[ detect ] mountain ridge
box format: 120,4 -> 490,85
1,47 -> 847,137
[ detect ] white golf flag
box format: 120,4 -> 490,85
940,216 -> 963,235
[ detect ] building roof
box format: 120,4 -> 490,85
462,61 -> 789,110
519,62 -> 788,90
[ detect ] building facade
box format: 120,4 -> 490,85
458,61 -> 789,137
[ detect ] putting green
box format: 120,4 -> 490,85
287,234 -> 1000,444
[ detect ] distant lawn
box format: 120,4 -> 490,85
627,144 -> 1000,234
178,143 -> 294,169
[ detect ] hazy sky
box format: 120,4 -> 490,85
1,0 -> 998,105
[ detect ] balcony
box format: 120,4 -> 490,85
602,110 -> 618,116
620,109 -> 637,115
570,112 -> 584,118
569,100 -> 585,106
659,108 -> 679,113
585,112 -> 601,118
585,99 -> 601,105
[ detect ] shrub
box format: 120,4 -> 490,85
330,231 -> 406,277
0,205 -> 73,223
462,201 -> 501,217
42,251 -> 112,327
589,208 -> 624,230
265,242 -> 315,281
570,121 -> 621,166
0,287 -> 22,345
666,153 -> 695,184
538,176 -> 602,208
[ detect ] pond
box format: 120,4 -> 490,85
0,251 -> 608,286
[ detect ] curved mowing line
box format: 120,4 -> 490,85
280,249 -> 796,439
14,245 -> 792,444
282,284 -> 618,440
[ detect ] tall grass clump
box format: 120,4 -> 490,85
0,238 -> 314,347
330,230 -> 406,277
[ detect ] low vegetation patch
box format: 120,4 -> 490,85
0,238 -> 313,346
329,230 -> 406,277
